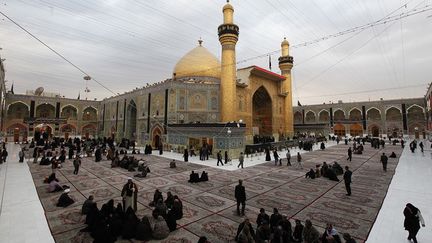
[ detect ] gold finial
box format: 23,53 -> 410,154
198,38 -> 203,46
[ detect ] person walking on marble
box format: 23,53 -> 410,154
217,151 -> 223,166
296,152 -> 303,169
238,152 -> 244,169
273,149 -> 280,166
404,203 -> 425,243
286,149 -> 292,166
347,147 -> 352,161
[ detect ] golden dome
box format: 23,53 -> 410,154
223,2 -> 234,11
281,37 -> 290,46
173,41 -> 221,79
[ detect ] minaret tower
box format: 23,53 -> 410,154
218,0 -> 239,122
278,37 -> 294,137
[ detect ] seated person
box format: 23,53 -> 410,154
171,196 -> 183,220
332,162 -> 343,175
305,169 -> 316,179
320,162 -> 329,178
39,156 -> 51,165
111,155 -> 120,168
200,171 -> 208,182
134,168 -> 148,178
57,188 -> 75,207
315,165 -> 321,178
169,160 -> 176,168
82,195 -> 95,215
149,189 -> 163,207
326,168 -> 340,182
44,172 -> 58,184
389,152 -> 397,158
188,171 -> 200,183
48,179 -> 69,192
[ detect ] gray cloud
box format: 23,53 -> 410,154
0,0 -> 431,104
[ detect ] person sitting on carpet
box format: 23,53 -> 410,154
169,159 -> 176,168
44,172 -> 58,184
149,189 -> 163,207
305,169 -> 316,179
57,188 -> 75,207
135,216 -> 152,241
321,223 -> 342,243
82,195 -> 95,215
121,207 -> 138,240
326,168 -> 340,182
389,151 -> 397,158
188,170 -> 200,183
332,161 -> 343,175
200,171 -> 209,182
165,191 -> 174,209
152,215 -> 170,240
171,196 -> 183,220
48,178 -> 69,193
321,162 -> 329,178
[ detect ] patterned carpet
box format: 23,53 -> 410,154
27,143 -> 403,242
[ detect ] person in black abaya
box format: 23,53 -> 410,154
165,191 -> 174,209
172,198 -> 183,220
92,217 -> 115,243
121,207 -> 138,239
100,199 -> 115,218
404,203 -> 426,243
56,189 -> 74,207
265,148 -> 271,161
166,208 -> 177,232
95,147 -> 102,162
326,168 -> 340,182
135,216 -> 152,241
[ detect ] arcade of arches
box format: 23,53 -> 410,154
252,86 -> 273,136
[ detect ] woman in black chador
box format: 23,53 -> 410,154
404,203 -> 425,243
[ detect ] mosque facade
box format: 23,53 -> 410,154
0,2 -> 295,158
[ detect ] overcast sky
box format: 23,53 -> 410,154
0,0 -> 431,104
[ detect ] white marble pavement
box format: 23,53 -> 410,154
153,141 -> 338,171
367,140 -> 432,243
0,143 -> 54,243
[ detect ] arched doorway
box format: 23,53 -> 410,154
6,123 -> 28,143
34,124 -> 53,141
350,123 -> 363,137
334,124 -> 345,136
61,124 -> 76,140
152,126 -> 162,149
82,124 -> 96,139
369,125 -> 380,137
126,100 -> 137,140
252,86 -> 273,135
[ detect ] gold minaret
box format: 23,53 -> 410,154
218,0 -> 239,122
278,37 -> 294,137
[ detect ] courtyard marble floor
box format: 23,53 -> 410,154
1,141 -> 429,243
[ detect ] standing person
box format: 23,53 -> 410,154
238,152 -> 244,169
183,149 -> 189,162
73,156 -> 81,175
401,139 -> 405,149
217,151 -> 223,166
343,166 -> 352,196
273,149 -> 280,166
286,149 -> 291,166
235,179 -> 246,216
292,219 -> 304,243
419,141 -> 424,153
19,148 -> 25,163
380,152 -> 388,172
224,151 -> 229,164
121,178 -> 138,212
404,203 -> 426,243
2,148 -> 8,163
296,152 -> 303,169
347,147 -> 352,161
